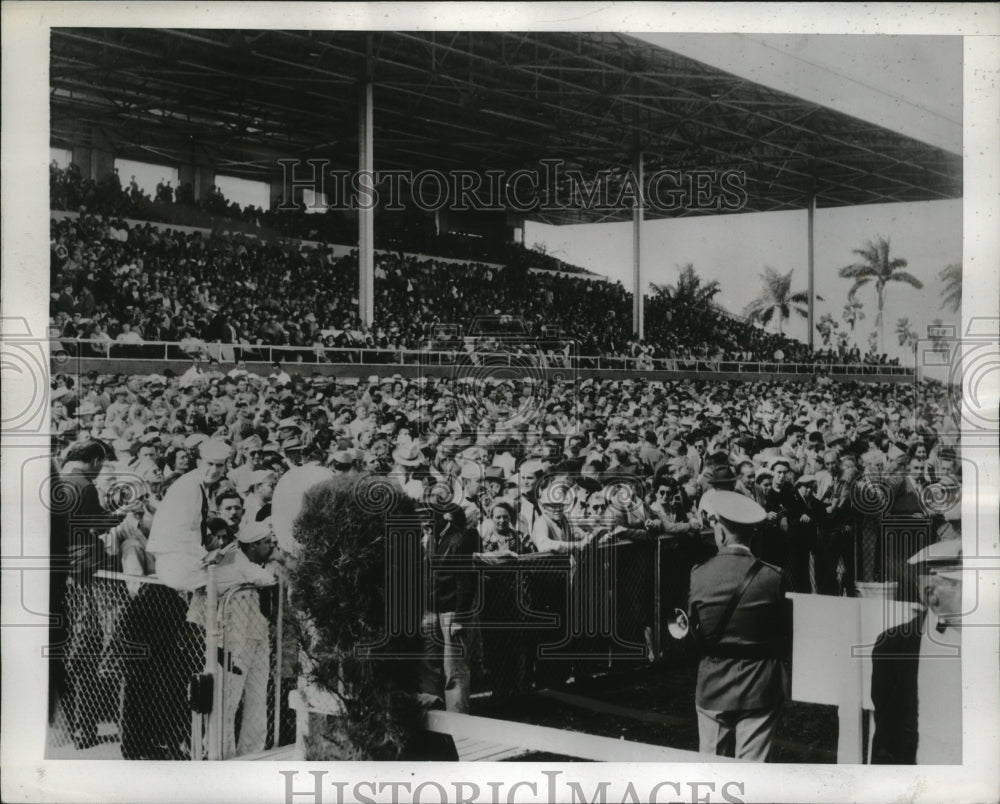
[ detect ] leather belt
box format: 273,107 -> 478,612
704,644 -> 781,660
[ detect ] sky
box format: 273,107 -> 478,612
525,34 -> 964,364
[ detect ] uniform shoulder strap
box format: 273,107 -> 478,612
699,559 -> 765,651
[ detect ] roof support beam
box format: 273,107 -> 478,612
632,149 -> 644,341
358,36 -> 375,328
807,193 -> 816,351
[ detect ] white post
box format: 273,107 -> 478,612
205,564 -> 221,760
632,151 -> 644,341
274,580 -> 284,748
358,35 -> 375,328
807,194 -> 816,350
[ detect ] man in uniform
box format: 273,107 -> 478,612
688,490 -> 791,761
871,537 -> 963,764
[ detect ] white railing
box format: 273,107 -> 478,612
49,337 -> 915,376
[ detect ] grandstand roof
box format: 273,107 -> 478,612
50,29 -> 962,225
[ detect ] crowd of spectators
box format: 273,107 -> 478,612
50,162 -> 589,273
49,349 -> 959,758
49,205 -> 900,367
46,161 -> 949,761
48,367 -> 961,551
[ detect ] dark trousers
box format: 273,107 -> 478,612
116,585 -> 202,759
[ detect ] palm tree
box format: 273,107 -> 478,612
895,317 -> 918,350
839,236 -> 923,352
649,263 -> 721,308
842,298 -> 865,332
742,266 -> 807,335
939,263 -> 962,313
816,312 -> 840,347
896,317 -> 919,369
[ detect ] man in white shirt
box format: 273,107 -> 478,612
271,442 -> 335,558
219,520 -> 279,758
147,439 -> 232,591
240,470 -> 277,527
512,458 -> 545,535
227,359 -> 250,379
147,439 -> 265,593
178,358 -> 206,390
268,361 -> 291,386
115,322 -> 143,344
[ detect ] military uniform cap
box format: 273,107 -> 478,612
712,490 -> 766,526
908,538 -> 962,580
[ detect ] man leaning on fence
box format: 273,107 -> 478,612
688,491 -> 792,762
147,438 -> 265,593
219,519 -> 280,758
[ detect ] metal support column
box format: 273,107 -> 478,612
807,193 -> 816,350
205,564 -> 221,760
632,151 -> 644,341
358,35 -> 375,328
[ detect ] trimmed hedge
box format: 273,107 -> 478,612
290,473 -> 428,760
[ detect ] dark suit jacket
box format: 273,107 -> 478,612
426,525 -> 480,614
688,546 -> 791,711
51,467 -> 114,580
784,490 -> 827,550
870,613 -> 924,764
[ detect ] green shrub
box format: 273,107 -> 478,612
290,473 -> 425,760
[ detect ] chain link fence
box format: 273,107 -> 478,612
46,571 -> 293,760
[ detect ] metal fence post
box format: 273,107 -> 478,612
653,538 -> 662,663
205,564 -> 221,760
274,580 -> 284,748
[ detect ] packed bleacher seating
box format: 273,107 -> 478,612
50,162 -> 591,273
49,204 -> 900,367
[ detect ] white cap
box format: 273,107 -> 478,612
238,519 -> 275,544
199,439 -> 233,461
712,491 -> 767,526
909,538 -> 962,580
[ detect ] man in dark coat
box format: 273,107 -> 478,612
784,474 -> 827,594
49,440 -> 116,748
418,503 -> 480,713
871,537 -> 962,764
688,491 -> 791,761
763,459 -> 800,587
